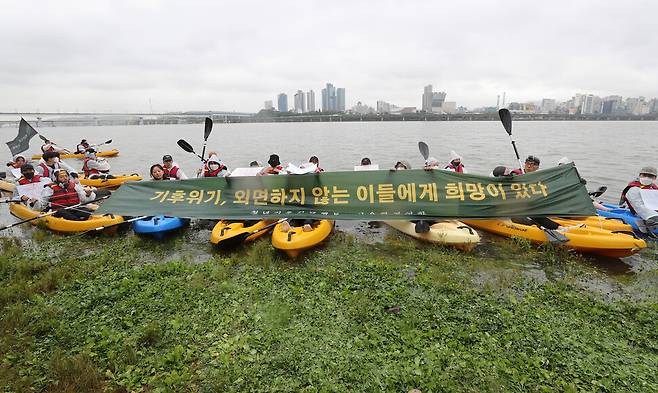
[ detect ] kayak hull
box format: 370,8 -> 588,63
79,174 -> 142,189
31,149 -> 119,160
9,202 -> 124,233
384,220 -> 479,251
272,220 -> 334,257
552,216 -> 633,233
133,216 -> 189,239
210,219 -> 276,247
0,180 -> 16,193
463,219 -> 646,258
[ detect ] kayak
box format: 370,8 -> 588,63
0,180 -> 15,193
552,216 -> 634,233
384,220 -> 480,251
133,216 -> 189,239
9,202 -> 124,233
79,174 -> 142,189
210,219 -> 277,247
30,149 -> 120,160
462,219 -> 646,258
597,203 -> 658,236
271,220 -> 334,257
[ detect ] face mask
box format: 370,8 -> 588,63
208,163 -> 220,171
23,171 -> 34,180
639,177 -> 654,186
451,160 -> 460,167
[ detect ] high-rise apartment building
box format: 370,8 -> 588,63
294,90 -> 306,113
277,93 -> 288,112
337,88 -> 345,112
306,90 -> 315,112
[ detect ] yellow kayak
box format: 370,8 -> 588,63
210,219 -> 277,247
272,220 -> 334,257
552,216 -> 633,233
79,174 -> 142,189
384,220 -> 480,251
9,202 -> 124,233
0,180 -> 15,193
31,149 -> 120,160
462,219 -> 646,258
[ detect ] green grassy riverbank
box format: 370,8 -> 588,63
1,229 -> 657,392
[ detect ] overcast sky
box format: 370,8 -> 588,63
2,0 -> 656,113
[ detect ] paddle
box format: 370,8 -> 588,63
0,195 -> 110,231
498,109 -> 524,174
418,141 -> 429,160
215,218 -> 288,248
202,117 -> 213,160
75,215 -> 148,237
589,186 -> 607,198
91,139 -> 113,148
177,139 -> 207,163
0,199 -> 22,204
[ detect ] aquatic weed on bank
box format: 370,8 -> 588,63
0,234 -> 656,392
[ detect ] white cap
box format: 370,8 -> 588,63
557,157 -> 571,166
450,150 -> 462,161
207,154 -> 220,164
425,157 -> 439,166
12,154 -> 25,161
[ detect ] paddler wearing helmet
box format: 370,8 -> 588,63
40,169 -> 95,220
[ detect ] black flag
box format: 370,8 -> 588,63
6,118 -> 38,156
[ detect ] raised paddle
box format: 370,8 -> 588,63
418,141 -> 430,161
177,139 -> 207,163
215,218 -> 288,248
0,195 -> 110,231
0,199 -> 22,204
498,109 -> 525,173
202,117 -> 213,160
91,139 -> 113,148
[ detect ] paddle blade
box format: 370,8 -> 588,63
589,185 -> 607,198
418,142 -> 429,160
177,139 -> 195,154
498,109 -> 512,135
104,139 -> 112,144
38,134 -> 49,142
204,117 -> 213,141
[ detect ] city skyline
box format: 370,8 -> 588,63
2,1 -> 657,113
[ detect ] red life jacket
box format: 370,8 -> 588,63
510,168 -> 524,176
261,165 -> 283,175
38,162 -> 51,178
445,163 -> 465,173
163,165 -> 180,179
82,158 -> 100,177
18,175 -> 44,185
203,164 -> 226,177
48,181 -> 80,209
620,180 -> 658,213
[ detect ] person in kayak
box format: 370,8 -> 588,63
259,154 -> 284,175
249,160 -> 261,167
150,164 -> 172,181
523,155 -> 540,173
5,154 -> 27,183
76,139 -> 90,153
36,151 -> 78,181
82,149 -> 113,179
41,140 -> 70,154
492,166 -> 523,177
199,153 -> 229,177
620,166 -> 658,232
361,157 -> 372,166
41,169 -> 95,221
393,160 -> 411,170
309,156 -> 324,173
445,150 -> 467,173
12,164 -> 50,208
423,157 -> 440,171
162,155 -> 188,180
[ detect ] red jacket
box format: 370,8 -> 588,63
620,180 -> 658,213
48,181 -> 80,209
18,175 -> 44,185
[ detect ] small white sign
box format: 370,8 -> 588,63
354,164 -> 379,171
15,178 -> 52,200
229,167 -> 263,177
287,163 -> 317,175
10,167 -> 22,179
640,189 -> 658,211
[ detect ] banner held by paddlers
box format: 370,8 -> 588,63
96,163 -> 595,220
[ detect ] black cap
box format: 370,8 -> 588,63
20,163 -> 34,173
42,151 -> 59,160
268,154 -> 280,167
163,155 -> 173,162
361,157 -> 371,165
525,155 -> 540,165
492,166 -> 508,177
81,139 -> 87,143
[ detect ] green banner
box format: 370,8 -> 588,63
96,164 -> 595,220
